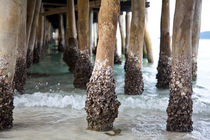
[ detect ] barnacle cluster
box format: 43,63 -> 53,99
85,60 -> 120,131
166,57 -> 193,132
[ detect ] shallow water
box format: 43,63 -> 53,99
0,39 -> 210,140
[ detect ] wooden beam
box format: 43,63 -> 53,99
42,1 -> 101,16
43,2 -> 66,7
75,1 -> 101,10
43,1 -> 101,15
41,7 -> 67,16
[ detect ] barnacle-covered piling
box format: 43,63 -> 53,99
73,0 -> 93,89
85,0 -> 120,131
156,0 -> 172,88
166,0 -> 195,132
124,0 -> 145,95
63,0 -> 79,73
0,0 -> 23,130
13,0 -> 27,94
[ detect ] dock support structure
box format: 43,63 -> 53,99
124,0 -> 145,95
63,0 -> 78,73
192,0 -> 202,81
166,0 -> 195,132
156,0 -> 172,88
85,0 -> 120,131
13,0 -> 27,94
26,0 -> 41,68
0,0 -> 23,130
73,0 -> 93,89
144,9 -> 154,63
125,12 -> 131,58
58,14 -> 65,52
33,4 -> 45,64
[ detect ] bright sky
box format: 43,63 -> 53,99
147,0 -> 210,38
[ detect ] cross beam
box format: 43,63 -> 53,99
41,7 -> 67,16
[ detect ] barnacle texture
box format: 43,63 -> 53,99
13,58 -> 27,94
0,57 -> 14,130
166,57 -> 193,132
85,62 -> 120,131
156,55 -> 172,88
124,55 -> 144,95
73,51 -> 93,89
192,61 -> 197,81
63,38 -> 79,73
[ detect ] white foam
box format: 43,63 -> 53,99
14,92 -> 210,115
14,92 -> 86,110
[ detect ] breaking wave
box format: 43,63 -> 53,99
14,92 -> 210,115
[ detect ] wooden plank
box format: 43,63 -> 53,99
75,1 -> 101,10
41,7 -> 67,16
43,2 -> 66,7
42,0 -> 101,16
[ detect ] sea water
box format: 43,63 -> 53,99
0,39 -> 210,140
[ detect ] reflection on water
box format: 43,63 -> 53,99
0,39 -> 210,140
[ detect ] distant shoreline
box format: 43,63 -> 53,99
200,31 -> 210,39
